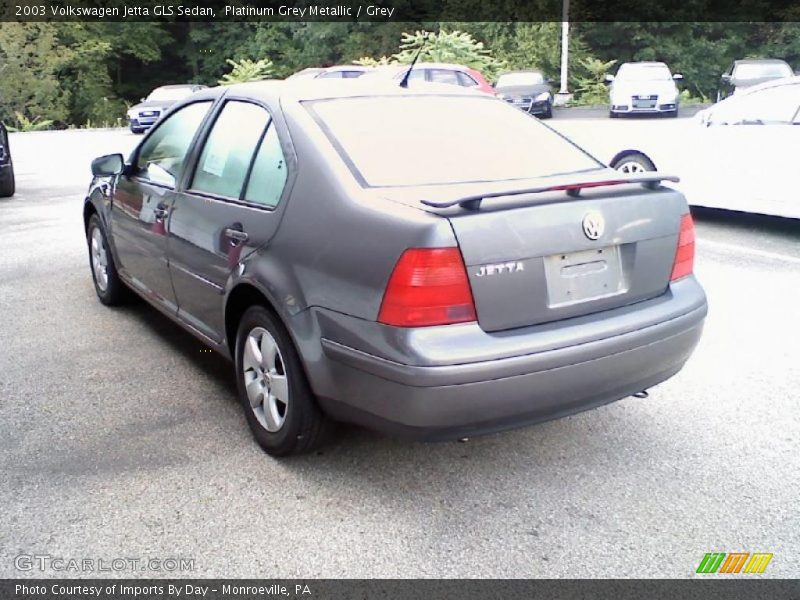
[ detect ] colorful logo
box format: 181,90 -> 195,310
696,552 -> 773,574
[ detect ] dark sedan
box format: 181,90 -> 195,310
0,122 -> 14,197
127,84 -> 207,133
495,70 -> 553,118
84,80 -> 706,456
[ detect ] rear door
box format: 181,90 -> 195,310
167,99 -> 291,342
110,101 -> 212,310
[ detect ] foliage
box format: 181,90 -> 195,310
217,58 -> 274,85
0,23 -> 70,126
572,58 -> 617,105
354,56 -> 394,67
392,29 -> 505,79
7,112 -> 54,132
0,22 -> 798,127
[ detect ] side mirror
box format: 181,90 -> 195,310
140,97 -> 146,102
672,73 -> 684,80
91,153 -> 124,177
721,74 -> 731,82
604,74 -> 615,84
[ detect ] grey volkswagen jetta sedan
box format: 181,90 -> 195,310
84,79 -> 707,456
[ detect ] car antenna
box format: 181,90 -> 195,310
399,46 -> 425,88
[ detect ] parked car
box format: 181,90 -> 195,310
607,62 -> 683,118
0,122 -> 14,197
127,84 -> 207,134
362,62 -> 495,94
570,77 -> 800,219
718,59 -> 793,101
495,70 -> 553,118
84,79 -> 706,456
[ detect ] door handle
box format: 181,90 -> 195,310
153,205 -> 170,220
225,228 -> 249,244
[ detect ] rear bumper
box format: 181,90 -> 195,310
314,277 -> 707,440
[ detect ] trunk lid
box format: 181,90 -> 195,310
442,185 -> 685,332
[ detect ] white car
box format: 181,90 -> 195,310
607,62 -> 683,118
603,77 -> 800,219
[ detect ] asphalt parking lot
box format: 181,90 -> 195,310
1,119 -> 798,579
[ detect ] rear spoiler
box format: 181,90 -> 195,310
420,173 -> 680,211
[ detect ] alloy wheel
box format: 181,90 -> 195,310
90,226 -> 109,292
616,161 -> 648,174
242,327 -> 289,432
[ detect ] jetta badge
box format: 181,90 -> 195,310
582,211 -> 605,240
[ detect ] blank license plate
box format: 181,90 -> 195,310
633,99 -> 656,108
544,246 -> 627,307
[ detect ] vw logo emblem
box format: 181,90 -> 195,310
582,211 -> 605,240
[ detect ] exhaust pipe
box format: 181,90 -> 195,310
632,391 -> 649,399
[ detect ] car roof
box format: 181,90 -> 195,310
186,78 -> 484,105
322,65 -> 372,72
734,58 -> 790,65
498,70 -> 544,76
154,84 -> 200,89
373,62 -> 476,72
620,61 -> 668,68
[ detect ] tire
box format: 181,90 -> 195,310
612,152 -> 656,174
609,111 -> 619,119
667,109 -> 679,118
0,164 -> 15,197
234,305 -> 331,457
130,126 -> 143,134
542,103 -> 553,119
87,214 -> 128,306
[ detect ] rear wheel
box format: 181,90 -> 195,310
612,152 -> 656,174
235,305 -> 330,457
87,214 -> 128,305
0,164 -> 14,197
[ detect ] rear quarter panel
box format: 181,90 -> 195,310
263,98 -> 457,322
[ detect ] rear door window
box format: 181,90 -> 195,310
456,71 -> 479,87
243,125 -> 288,208
429,69 -> 461,86
191,101 -> 270,198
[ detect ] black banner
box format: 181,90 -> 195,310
3,579 -> 800,600
2,0 -> 800,22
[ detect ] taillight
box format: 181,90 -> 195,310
670,213 -> 695,281
378,248 -> 477,327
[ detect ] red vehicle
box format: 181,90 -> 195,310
361,62 -> 495,95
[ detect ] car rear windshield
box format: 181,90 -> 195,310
147,87 -> 194,102
734,63 -> 792,80
307,95 -> 600,187
617,64 -> 672,81
497,72 -> 544,87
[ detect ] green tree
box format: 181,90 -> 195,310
392,29 -> 505,79
218,58 -> 274,85
0,23 -> 70,126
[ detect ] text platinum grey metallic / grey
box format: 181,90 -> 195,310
83,80 -> 707,456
